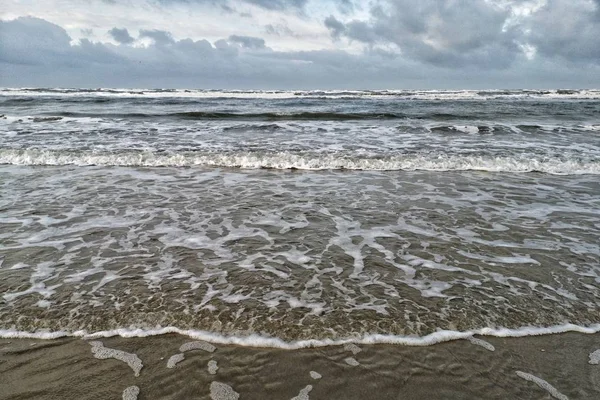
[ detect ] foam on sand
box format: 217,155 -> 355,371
589,349 -> 600,365
122,386 -> 140,400
167,353 -> 185,368
467,337 -> 495,352
2,323 -> 600,350
88,341 -> 143,376
515,371 -> 569,400
291,385 -> 313,400
309,371 -> 322,380
344,357 -> 359,366
180,340 -> 216,353
208,360 -> 218,374
210,382 -> 239,400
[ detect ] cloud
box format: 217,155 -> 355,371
324,16 -> 345,39
108,27 -> 135,44
323,0 -> 600,68
243,0 -> 307,11
324,0 -> 520,68
335,0 -> 354,15
139,29 -> 175,45
1,9 -> 600,89
227,34 -> 267,49
523,0 -> 600,63
264,23 -> 296,37
156,0 -> 308,11
0,17 -> 72,66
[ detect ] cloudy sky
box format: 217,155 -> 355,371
1,0 -> 599,88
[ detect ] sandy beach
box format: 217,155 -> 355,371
2,332 -> 599,399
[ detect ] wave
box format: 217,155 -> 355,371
0,323 -> 599,349
1,149 -> 598,174
2,88 -> 600,100
45,111 -> 404,121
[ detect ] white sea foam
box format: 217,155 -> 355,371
468,337 -> 495,351
291,385 -> 313,400
208,360 -> 218,374
167,353 -> 185,368
180,340 -> 216,353
589,349 -> 600,365
89,341 -> 143,376
515,371 -> 569,400
1,324 -> 599,349
344,357 -> 360,366
309,371 -> 322,380
210,382 -> 239,400
1,149 -> 598,175
122,386 -> 140,400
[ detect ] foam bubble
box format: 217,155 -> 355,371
167,353 -> 185,368
468,337 -> 495,352
89,341 -> 143,376
122,386 -> 140,400
589,349 -> 600,365
291,385 -> 313,400
343,343 -> 362,355
515,371 -> 569,400
344,357 -> 359,366
210,382 -> 239,400
208,360 -> 218,375
309,371 -> 322,380
180,340 -> 216,353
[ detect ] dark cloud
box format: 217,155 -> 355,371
1,14 -> 600,89
139,29 -> 174,45
0,17 -> 72,66
156,0 -> 307,11
325,0 -> 518,68
227,35 -> 267,49
242,0 -> 307,11
108,27 -> 135,44
524,0 -> 600,63
324,0 -> 600,68
324,16 -> 345,39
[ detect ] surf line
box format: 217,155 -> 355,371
1,323 -> 599,350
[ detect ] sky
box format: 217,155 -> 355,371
1,0 -> 599,89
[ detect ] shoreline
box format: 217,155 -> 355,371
1,322 -> 600,349
2,331 -> 599,399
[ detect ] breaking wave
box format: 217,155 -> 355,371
1,149 -> 598,174
46,111 -> 404,120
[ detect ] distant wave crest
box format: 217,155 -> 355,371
2,88 -> 600,100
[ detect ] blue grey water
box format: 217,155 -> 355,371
0,88 -> 599,342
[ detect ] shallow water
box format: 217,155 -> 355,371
1,166 -> 599,339
0,88 -> 599,398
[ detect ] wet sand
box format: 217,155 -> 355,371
1,332 -> 599,399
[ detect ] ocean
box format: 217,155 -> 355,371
1,88 -> 599,399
